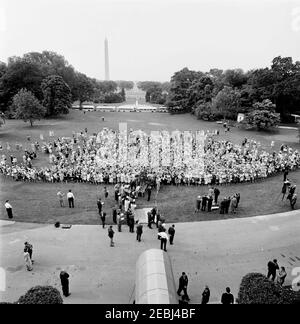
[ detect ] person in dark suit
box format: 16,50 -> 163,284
100,212 -> 106,229
207,195 -> 213,212
146,185 -> 152,201
60,270 -> 70,297
201,286 -> 210,304
136,224 -> 143,242
220,198 -> 226,214
267,259 -> 279,281
168,225 -> 175,245
112,207 -> 117,224
147,212 -> 152,229
291,194 -> 297,209
195,196 -> 202,213
214,188 -> 220,205
235,193 -> 241,208
128,214 -> 135,233
177,272 -> 190,301
225,197 -> 231,214
201,195 -> 207,211
221,287 -> 234,304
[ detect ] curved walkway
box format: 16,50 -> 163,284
0,210 -> 299,303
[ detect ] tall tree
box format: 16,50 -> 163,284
212,86 -> 241,119
72,72 -> 94,108
11,89 -> 46,126
166,68 -> 203,113
41,75 -> 72,116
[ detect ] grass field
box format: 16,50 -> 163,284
0,110 -> 299,224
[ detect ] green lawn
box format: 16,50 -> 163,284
0,110 -> 299,224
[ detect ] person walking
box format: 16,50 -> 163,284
57,191 -> 65,207
136,223 -> 143,242
267,259 -> 279,281
24,249 -> 33,271
177,272 -> 190,301
4,200 -> 13,219
168,225 -> 175,245
100,212 -> 106,229
147,211 -> 152,229
24,242 -> 33,262
277,266 -> 287,286
201,286 -> 210,304
67,190 -> 75,208
108,226 -> 115,247
60,270 -> 70,297
221,287 -> 234,304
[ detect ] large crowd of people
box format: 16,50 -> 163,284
0,128 -> 299,187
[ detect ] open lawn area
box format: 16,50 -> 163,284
0,110 -> 299,224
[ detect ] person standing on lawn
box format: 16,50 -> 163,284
100,212 -> 106,229
4,200 -> 13,219
67,190 -> 75,208
57,191 -> 65,207
97,198 -> 103,215
214,187 -> 220,205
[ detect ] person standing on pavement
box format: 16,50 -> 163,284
136,223 -> 143,242
60,270 -> 70,297
201,286 -> 210,304
177,272 -> 190,301
168,225 -> 175,245
108,226 -> 115,247
221,287 -> 234,304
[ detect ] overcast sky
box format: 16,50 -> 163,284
0,0 -> 300,81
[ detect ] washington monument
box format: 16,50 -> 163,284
104,37 -> 110,81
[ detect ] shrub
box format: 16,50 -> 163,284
17,285 -> 63,304
237,273 -> 300,304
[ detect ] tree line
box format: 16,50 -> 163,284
165,56 -> 300,129
0,51 -> 134,126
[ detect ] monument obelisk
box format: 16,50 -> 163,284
104,37 -> 110,81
